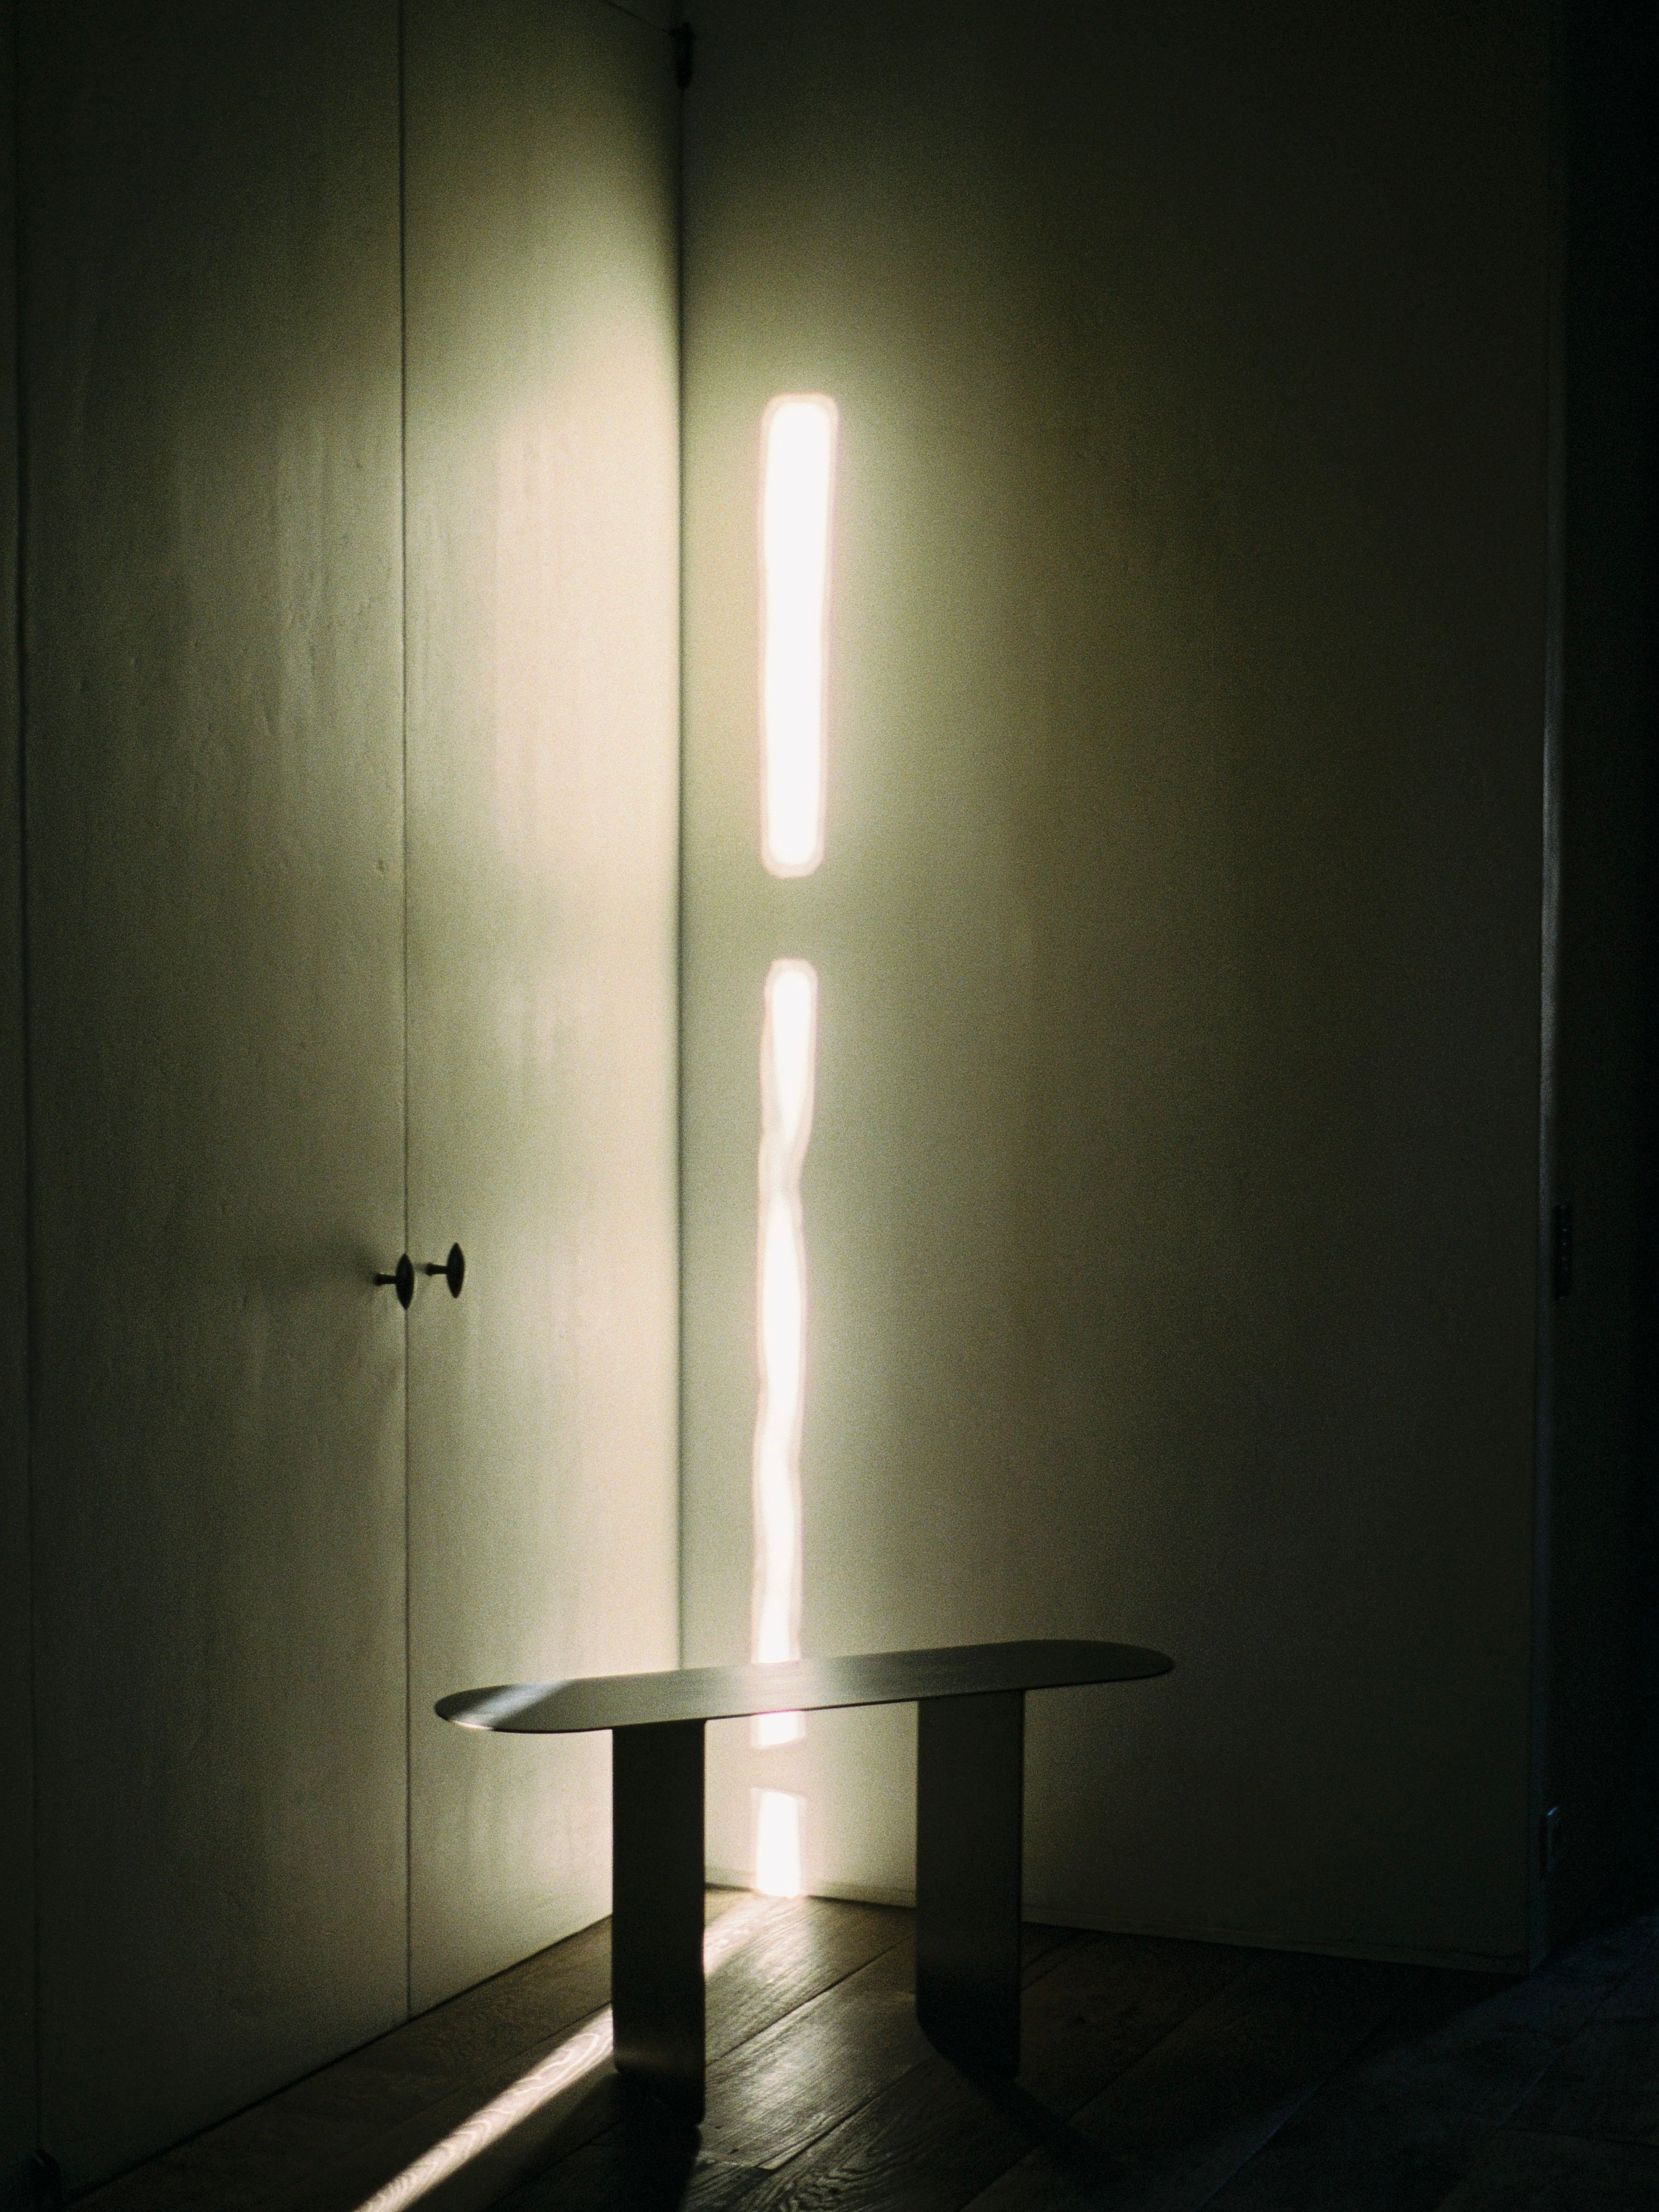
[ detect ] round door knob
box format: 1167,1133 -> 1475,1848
422,1243 -> 466,1298
374,1254 -> 415,1309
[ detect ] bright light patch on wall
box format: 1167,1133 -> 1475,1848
760,394 -> 837,877
753,1787 -> 806,1898
352,1895 -> 771,2212
751,958 -> 817,1747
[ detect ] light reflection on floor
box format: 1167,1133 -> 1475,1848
353,1893 -> 774,2212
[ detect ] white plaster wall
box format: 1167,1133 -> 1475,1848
23,4 -> 409,2186
403,0 -> 683,2014
15,0 -> 685,2188
681,0 -> 1551,1967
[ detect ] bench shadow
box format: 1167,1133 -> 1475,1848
602,2129 -> 701,2208
961,2068 -> 1116,2189
496,2085 -> 703,2211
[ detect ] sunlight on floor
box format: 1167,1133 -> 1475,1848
352,1893 -> 774,2211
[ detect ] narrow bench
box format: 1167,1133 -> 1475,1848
438,1638 -> 1173,2119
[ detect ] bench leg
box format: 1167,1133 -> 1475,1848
612,1718 -> 706,2119
915,1689 -> 1024,2076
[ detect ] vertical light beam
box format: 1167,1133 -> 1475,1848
760,395 -> 837,877
753,1789 -> 806,1899
752,958 -> 817,1746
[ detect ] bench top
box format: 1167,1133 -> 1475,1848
435,1638 -> 1172,1735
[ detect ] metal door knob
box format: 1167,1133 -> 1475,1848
422,1243 -> 466,1298
375,1254 -> 416,1308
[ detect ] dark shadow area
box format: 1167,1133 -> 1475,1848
1552,0 -> 1659,1945
963,2072 -> 1120,2185
1616,0 -> 1659,1920
499,2090 -> 706,2212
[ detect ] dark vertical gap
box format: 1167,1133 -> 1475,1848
1541,0 -> 1659,1946
673,8 -> 689,1670
11,0 -> 41,2171
1580,0 -> 1659,1925
1629,2 -> 1659,1918
397,0 -> 413,2021
1531,0 -> 1567,1969
12,0 -> 42,2163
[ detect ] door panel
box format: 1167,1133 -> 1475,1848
404,0 -> 681,2011
24,2 -> 407,2185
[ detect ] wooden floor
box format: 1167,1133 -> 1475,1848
79,1891 -> 1659,2212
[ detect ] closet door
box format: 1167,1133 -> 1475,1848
24,3 -> 407,2188
403,0 -> 681,2011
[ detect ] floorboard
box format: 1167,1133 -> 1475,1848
1432,2129 -> 1659,2209
1506,2019 -> 1659,2148
1194,1911 -> 1656,2212
696,1923 -> 1105,2175
964,1950 -> 1409,2212
704,1898 -> 909,2066
74,1896 -> 1659,2212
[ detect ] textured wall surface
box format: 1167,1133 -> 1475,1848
16,0 -> 683,2187
403,0 -> 681,2014
23,3 -> 409,2186
681,0 -> 1552,1965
